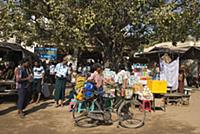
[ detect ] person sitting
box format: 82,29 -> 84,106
87,63 -> 105,96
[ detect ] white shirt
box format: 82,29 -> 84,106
49,64 -> 55,75
33,66 -> 45,79
55,63 -> 68,78
115,70 -> 128,84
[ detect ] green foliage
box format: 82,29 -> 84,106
0,0 -> 199,65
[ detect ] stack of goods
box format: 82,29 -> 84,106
103,68 -> 115,94
76,89 -> 83,101
161,53 -> 172,64
75,75 -> 86,101
75,75 -> 86,90
133,84 -> 153,100
132,64 -> 151,85
128,75 -> 139,88
133,83 -> 144,92
103,68 -> 116,83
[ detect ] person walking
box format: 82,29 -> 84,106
30,60 -> 45,104
54,57 -> 69,107
15,59 -> 32,118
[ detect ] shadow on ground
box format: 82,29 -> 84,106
25,101 -> 54,115
0,105 -> 17,116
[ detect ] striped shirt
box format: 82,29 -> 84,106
33,66 -> 45,79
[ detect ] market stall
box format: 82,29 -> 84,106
0,42 -> 37,96
135,51 -> 182,109
181,46 -> 200,88
131,63 -> 151,85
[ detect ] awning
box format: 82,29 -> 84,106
182,46 -> 200,59
0,42 -> 37,59
136,48 -> 181,57
0,42 -> 23,51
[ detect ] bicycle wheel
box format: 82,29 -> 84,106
73,100 -> 100,128
75,116 -> 98,128
72,101 -> 90,120
111,97 -> 124,122
118,100 -> 146,128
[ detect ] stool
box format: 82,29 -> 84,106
68,99 -> 77,112
141,100 -> 152,112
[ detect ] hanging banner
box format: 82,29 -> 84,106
160,57 -> 179,90
34,47 -> 57,60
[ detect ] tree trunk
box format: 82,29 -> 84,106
102,41 -> 124,70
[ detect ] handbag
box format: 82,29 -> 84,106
41,83 -> 50,98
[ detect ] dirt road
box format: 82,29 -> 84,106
1,90 -> 200,134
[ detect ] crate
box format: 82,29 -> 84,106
147,80 -> 167,94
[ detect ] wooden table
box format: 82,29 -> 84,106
0,80 -> 15,85
164,92 -> 190,105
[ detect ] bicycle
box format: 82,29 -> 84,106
72,83 -> 146,128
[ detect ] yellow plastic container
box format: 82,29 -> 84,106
147,80 -> 167,94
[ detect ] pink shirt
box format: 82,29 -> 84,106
88,71 -> 104,88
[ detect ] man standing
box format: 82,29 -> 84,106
115,65 -> 128,96
15,59 -> 32,118
54,57 -> 69,107
31,60 -> 45,104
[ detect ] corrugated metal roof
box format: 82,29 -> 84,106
0,42 -> 36,58
144,41 -> 200,52
0,42 -> 23,51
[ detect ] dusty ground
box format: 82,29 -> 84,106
1,90 -> 200,134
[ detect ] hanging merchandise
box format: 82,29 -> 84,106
132,63 -> 150,85
160,57 -> 179,90
161,53 -> 172,64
